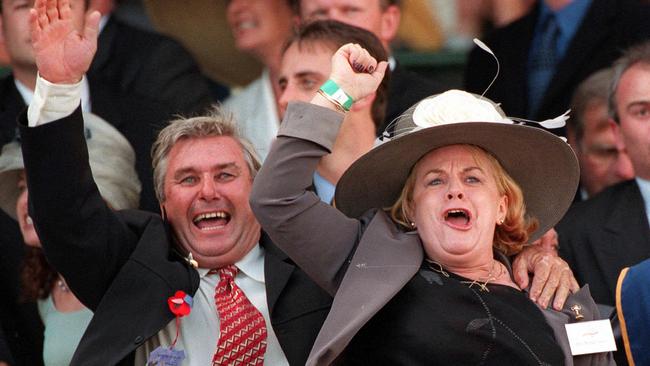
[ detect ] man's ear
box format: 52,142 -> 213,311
160,203 -> 167,221
350,92 -> 376,112
380,5 -> 401,47
609,117 -> 626,151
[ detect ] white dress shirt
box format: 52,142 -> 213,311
27,75 -> 289,365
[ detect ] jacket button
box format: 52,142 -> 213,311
134,335 -> 144,345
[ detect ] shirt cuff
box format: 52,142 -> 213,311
27,73 -> 84,127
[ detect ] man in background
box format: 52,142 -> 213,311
293,0 -> 444,134
88,0 -> 220,115
567,68 -> 634,200
465,0 -> 650,135
277,20 -> 389,203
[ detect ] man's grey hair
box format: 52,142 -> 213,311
608,41 -> 650,123
569,68 -> 613,146
151,106 -> 262,203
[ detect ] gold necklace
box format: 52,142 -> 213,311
425,259 -> 499,292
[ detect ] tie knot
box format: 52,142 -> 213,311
216,265 -> 238,280
540,13 -> 559,35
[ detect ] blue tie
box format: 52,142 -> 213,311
527,14 -> 560,118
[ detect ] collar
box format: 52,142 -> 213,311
388,56 -> 396,71
538,0 -> 592,42
635,177 -> 650,224
196,243 -> 266,283
313,170 -> 336,204
15,76 -> 92,113
99,14 -> 110,33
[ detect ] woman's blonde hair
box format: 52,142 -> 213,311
389,144 -> 538,256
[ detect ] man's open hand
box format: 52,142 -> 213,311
30,0 -> 100,84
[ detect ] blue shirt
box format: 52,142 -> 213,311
534,0 -> 592,59
314,171 -> 336,204
635,177 -> 650,226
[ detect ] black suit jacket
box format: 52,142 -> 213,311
380,63 -> 444,135
19,107 -> 332,366
558,179 -> 650,306
89,16 -> 217,116
464,0 -> 650,134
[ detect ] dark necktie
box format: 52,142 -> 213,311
211,265 -> 267,365
527,13 -> 560,118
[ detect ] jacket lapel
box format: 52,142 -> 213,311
89,16 -> 117,74
262,233 -> 295,315
592,182 -> 650,295
603,182 -> 650,254
308,212 -> 423,365
73,217 -> 200,365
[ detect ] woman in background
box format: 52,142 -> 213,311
0,113 -> 141,366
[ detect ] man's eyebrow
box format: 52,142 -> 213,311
217,162 -> 241,172
295,70 -> 324,79
172,163 -> 240,179
626,100 -> 650,111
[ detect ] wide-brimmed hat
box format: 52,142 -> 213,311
334,90 -> 579,242
0,113 -> 142,220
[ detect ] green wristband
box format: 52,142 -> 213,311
319,79 -> 354,111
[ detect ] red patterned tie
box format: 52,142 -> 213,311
211,265 -> 267,365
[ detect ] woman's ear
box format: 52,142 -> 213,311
405,199 -> 416,225
497,195 -> 508,224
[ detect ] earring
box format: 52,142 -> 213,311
498,218 -> 504,225
410,221 -> 416,229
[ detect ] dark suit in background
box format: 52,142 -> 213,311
0,210 -> 43,366
89,15 -> 221,116
464,0 -> 650,134
380,63 -> 444,135
557,179 -> 650,307
20,107 -> 332,366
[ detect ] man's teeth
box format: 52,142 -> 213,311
193,212 -> 228,223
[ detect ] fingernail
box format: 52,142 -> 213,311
353,62 -> 363,72
367,65 -> 374,73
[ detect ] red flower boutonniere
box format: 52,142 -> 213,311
168,290 -> 193,317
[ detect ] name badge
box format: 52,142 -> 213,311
146,346 -> 186,366
565,319 -> 616,355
